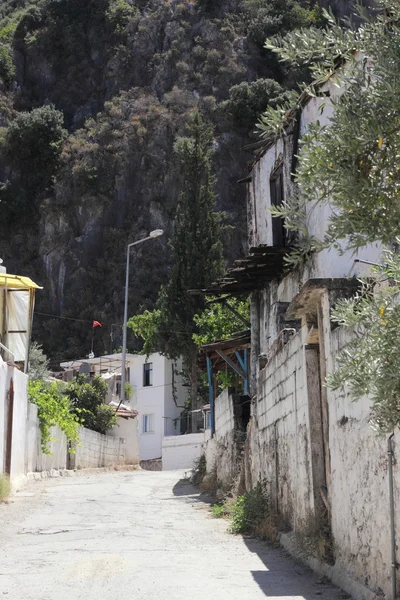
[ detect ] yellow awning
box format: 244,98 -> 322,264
0,273 -> 42,290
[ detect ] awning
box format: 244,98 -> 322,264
0,273 -> 42,290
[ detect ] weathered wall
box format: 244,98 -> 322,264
71,426 -> 127,469
252,330 -> 315,530
244,288 -> 400,599
327,325 -> 400,598
162,433 -> 205,471
108,417 -> 139,465
204,389 -> 246,490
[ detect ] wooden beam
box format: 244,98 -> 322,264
215,349 -> 246,379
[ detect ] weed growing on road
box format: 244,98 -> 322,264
211,482 -> 271,535
211,501 -> 230,518
230,483 -> 269,534
0,474 -> 10,501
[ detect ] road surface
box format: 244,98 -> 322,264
0,470 -> 347,600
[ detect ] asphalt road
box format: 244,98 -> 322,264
0,470 -> 347,600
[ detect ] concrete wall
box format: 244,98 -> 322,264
162,433 -> 205,470
204,389 -> 247,490
253,331 -> 315,529
243,286 -> 400,598
327,324 -> 400,598
109,416 -> 139,465
71,426 -> 125,469
0,358 -> 139,485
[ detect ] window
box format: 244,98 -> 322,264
270,166 -> 286,247
143,362 -> 153,387
143,414 -> 154,434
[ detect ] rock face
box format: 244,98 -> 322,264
0,0 -> 363,358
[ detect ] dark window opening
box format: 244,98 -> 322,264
270,166 -> 286,247
143,362 -> 153,387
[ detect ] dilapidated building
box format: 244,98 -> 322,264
201,70 -> 399,600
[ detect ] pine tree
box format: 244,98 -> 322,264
157,111 -> 225,407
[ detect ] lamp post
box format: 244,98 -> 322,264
118,229 -> 163,410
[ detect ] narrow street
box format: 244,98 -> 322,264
0,471 -> 345,600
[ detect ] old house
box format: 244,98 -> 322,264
201,71 -> 399,599
61,352 -> 187,463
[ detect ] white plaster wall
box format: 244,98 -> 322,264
0,357 -> 7,473
327,324 -> 400,598
72,426 -> 126,469
9,366 -> 28,481
162,433 -> 204,470
215,388 -> 235,439
109,416 -> 139,465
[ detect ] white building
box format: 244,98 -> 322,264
60,352 -> 187,462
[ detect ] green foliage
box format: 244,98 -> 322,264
124,381 -> 134,401
246,0 -> 322,49
211,501 -> 230,518
210,482 -> 270,534
28,380 -> 81,454
148,112 -> 225,363
221,78 -> 286,130
229,483 -> 269,534
0,44 -> 15,86
6,104 -> 66,202
128,309 -> 162,356
259,4 -> 400,262
65,374 -> 117,434
0,474 -> 10,501
193,297 -> 250,346
28,341 -> 50,381
326,250 -> 400,433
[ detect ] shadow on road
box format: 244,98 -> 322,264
172,477 -> 213,505
242,537 -> 344,599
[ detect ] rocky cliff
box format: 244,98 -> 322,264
0,0 -> 360,359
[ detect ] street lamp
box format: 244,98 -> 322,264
118,229 -> 164,410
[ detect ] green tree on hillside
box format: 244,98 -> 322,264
129,111 -> 225,408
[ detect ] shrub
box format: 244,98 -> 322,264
28,380 -> 81,454
221,79 -> 285,130
6,104 -> 66,195
229,483 -> 270,534
211,501 -> 230,518
28,341 -> 50,381
65,374 -> 117,434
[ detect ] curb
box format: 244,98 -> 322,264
11,464 -> 141,493
280,532 -> 379,600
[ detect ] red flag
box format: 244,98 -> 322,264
93,320 -> 102,328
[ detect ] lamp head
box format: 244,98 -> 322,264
149,229 -> 164,238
